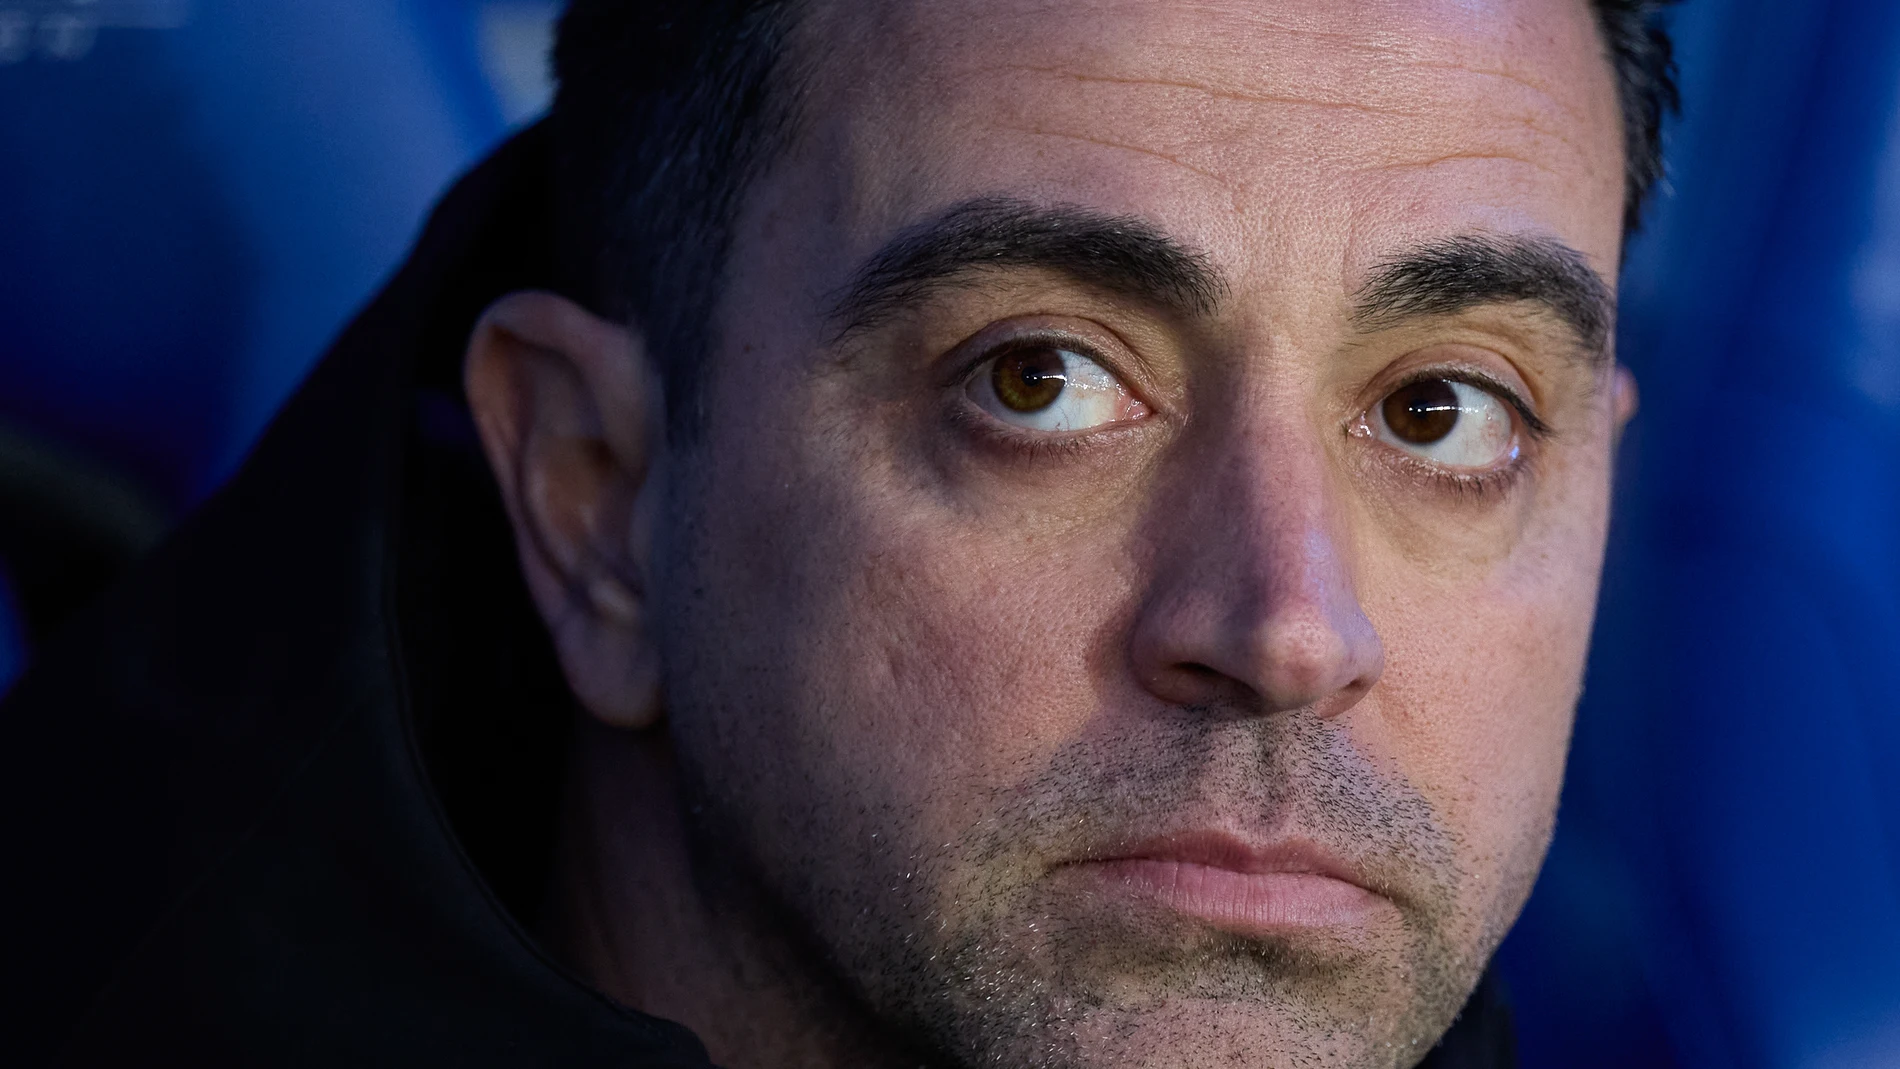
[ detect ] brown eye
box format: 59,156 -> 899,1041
1381,379 -> 1460,445
991,347 -> 1069,412
966,342 -> 1146,433
1370,377 -> 1518,469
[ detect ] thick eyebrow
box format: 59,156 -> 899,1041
825,197 -> 1227,341
1351,234 -> 1615,364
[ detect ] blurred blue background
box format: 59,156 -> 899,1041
1,1 -> 1896,1066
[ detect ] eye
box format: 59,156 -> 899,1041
967,343 -> 1147,432
1372,378 -> 1518,468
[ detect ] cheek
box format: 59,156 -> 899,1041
1370,583 -> 1579,846
847,532 -> 1119,794
660,403 -> 1134,875
1355,443 -> 1613,920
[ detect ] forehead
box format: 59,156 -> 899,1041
774,0 -> 1624,294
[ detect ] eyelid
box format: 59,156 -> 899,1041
1383,365 -> 1551,439
948,323 -> 1150,402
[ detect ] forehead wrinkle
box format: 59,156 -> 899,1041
984,0 -> 1510,60
784,0 -> 1624,343
830,0 -> 1612,125
1366,151 -> 1568,183
972,59 -> 1590,154
804,0 -> 1615,210
987,121 -> 1240,198
1402,58 -> 1597,129
986,63 -> 1437,121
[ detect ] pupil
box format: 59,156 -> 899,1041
1383,379 -> 1460,444
993,348 -> 1069,412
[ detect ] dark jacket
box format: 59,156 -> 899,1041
1,125 -> 1517,1069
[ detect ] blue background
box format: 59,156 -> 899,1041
2,2 -> 1896,1065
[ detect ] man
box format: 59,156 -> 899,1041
3,0 -> 1675,1066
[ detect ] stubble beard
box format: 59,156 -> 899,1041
668,705 -> 1527,1069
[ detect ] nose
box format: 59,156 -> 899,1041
1128,431 -> 1384,716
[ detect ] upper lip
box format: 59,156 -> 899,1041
1070,830 -> 1374,891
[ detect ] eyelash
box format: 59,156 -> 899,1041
1367,366 -> 1550,498
947,333 -> 1151,456
946,331 -> 1123,388
1422,462 -> 1524,499
1387,366 -> 1551,438
945,392 -> 1147,462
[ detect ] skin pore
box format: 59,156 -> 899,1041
463,1 -> 1637,1067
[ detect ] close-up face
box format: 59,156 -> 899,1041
647,0 -> 1628,1065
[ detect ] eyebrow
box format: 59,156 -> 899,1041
1351,234 -> 1615,364
826,203 -> 1612,364
825,197 -> 1227,341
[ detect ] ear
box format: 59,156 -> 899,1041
464,290 -> 666,730
1612,363 -> 1639,443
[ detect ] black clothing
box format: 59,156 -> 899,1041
2,124 -> 1516,1068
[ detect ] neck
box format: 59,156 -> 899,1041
538,717 -> 918,1069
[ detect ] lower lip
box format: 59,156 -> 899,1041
1078,859 -> 1386,937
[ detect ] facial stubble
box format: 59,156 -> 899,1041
666,679 -> 1508,1069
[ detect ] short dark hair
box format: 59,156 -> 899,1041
551,0 -> 1678,424
1595,0 -> 1683,236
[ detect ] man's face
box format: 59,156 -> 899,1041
651,0 -> 1625,1065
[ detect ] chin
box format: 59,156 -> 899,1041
880,904 -> 1474,1069
925,993 -> 1454,1069
1073,1001 -> 1421,1069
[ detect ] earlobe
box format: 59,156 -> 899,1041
463,290 -> 668,731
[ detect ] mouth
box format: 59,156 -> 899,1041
1059,831 -> 1391,939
